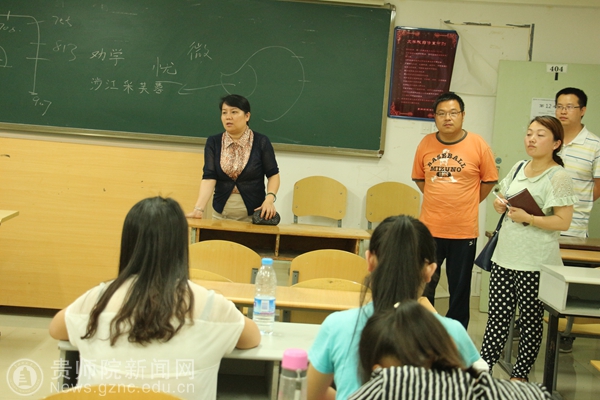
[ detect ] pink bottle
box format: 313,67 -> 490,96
278,348 -> 308,400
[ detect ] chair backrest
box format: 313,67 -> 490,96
189,269 -> 233,282
189,240 -> 262,283
289,278 -> 366,324
288,249 -> 367,285
43,385 -> 182,399
292,176 -> 347,227
366,182 -> 420,229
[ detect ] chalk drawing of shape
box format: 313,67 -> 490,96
219,46 -> 307,122
0,46 -> 11,68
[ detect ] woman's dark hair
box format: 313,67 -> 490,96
82,196 -> 194,345
358,300 -> 465,383
530,115 -> 565,167
361,215 -> 436,314
219,94 -> 251,114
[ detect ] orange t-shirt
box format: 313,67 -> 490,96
412,131 -> 498,239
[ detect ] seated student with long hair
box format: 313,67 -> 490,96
49,196 -> 260,400
350,300 -> 551,400
307,215 -> 485,400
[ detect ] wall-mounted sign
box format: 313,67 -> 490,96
388,27 -> 459,121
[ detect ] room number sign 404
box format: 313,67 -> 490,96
547,64 -> 568,73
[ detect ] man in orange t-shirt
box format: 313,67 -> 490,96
412,92 -> 498,328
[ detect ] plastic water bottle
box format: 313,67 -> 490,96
278,348 -> 308,400
253,257 -> 277,335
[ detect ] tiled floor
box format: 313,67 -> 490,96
1,297 -> 600,399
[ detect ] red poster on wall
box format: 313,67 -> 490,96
388,27 -> 459,120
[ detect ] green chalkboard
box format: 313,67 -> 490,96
0,0 -> 394,156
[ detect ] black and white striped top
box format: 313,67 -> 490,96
348,367 -> 551,400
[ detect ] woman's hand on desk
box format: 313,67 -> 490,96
255,198 -> 276,219
185,208 -> 204,219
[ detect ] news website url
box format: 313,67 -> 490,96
50,382 -> 194,397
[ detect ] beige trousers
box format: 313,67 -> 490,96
211,193 -> 252,222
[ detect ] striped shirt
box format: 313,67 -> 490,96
558,126 -> 600,237
349,367 -> 551,400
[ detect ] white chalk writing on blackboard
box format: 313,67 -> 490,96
51,15 -> 72,27
153,57 -> 177,76
53,41 -> 77,61
188,42 -> 212,61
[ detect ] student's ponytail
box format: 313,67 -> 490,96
360,215 -> 436,313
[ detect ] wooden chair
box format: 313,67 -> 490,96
544,316 -> 600,345
292,176 -> 347,227
366,182 -> 420,229
189,240 -> 262,283
189,269 -> 233,282
43,385 -> 182,399
288,249 -> 367,286
290,278 -> 366,324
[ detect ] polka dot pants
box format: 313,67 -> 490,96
480,262 -> 544,380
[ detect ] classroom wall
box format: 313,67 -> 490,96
2,0 -> 600,308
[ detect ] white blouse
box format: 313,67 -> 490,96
65,278 -> 244,400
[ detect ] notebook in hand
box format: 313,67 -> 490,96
506,188 -> 544,226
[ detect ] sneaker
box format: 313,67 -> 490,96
559,337 -> 574,353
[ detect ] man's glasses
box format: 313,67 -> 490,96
435,111 -> 463,118
555,105 -> 581,112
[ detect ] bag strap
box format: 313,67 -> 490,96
512,160 -> 525,180
494,160 -> 526,231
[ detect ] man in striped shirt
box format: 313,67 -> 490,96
555,87 -> 600,238
554,87 -> 600,353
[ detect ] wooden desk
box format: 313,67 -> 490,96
558,237 -> 600,251
538,265 -> 600,395
58,322 -> 320,400
559,237 -> 600,266
193,279 -> 361,313
0,210 -> 18,336
559,248 -> 600,264
0,210 -> 18,225
187,219 -> 371,260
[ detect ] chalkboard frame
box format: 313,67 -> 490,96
0,1 -> 396,158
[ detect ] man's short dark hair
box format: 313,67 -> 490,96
556,87 -> 587,108
433,92 -> 465,113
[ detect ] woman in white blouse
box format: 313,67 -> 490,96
50,196 -> 260,400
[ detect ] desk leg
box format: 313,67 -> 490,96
544,312 -> 559,393
267,360 -> 280,400
59,349 -> 80,389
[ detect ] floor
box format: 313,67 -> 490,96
2,293 -> 600,399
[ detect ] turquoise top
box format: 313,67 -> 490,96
308,302 -> 481,400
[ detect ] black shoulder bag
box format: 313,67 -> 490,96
474,161 -> 525,272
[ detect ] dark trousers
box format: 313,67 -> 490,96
481,263 -> 543,379
423,237 -> 476,329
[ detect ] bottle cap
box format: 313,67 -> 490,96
262,258 -> 274,266
281,348 -> 308,371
